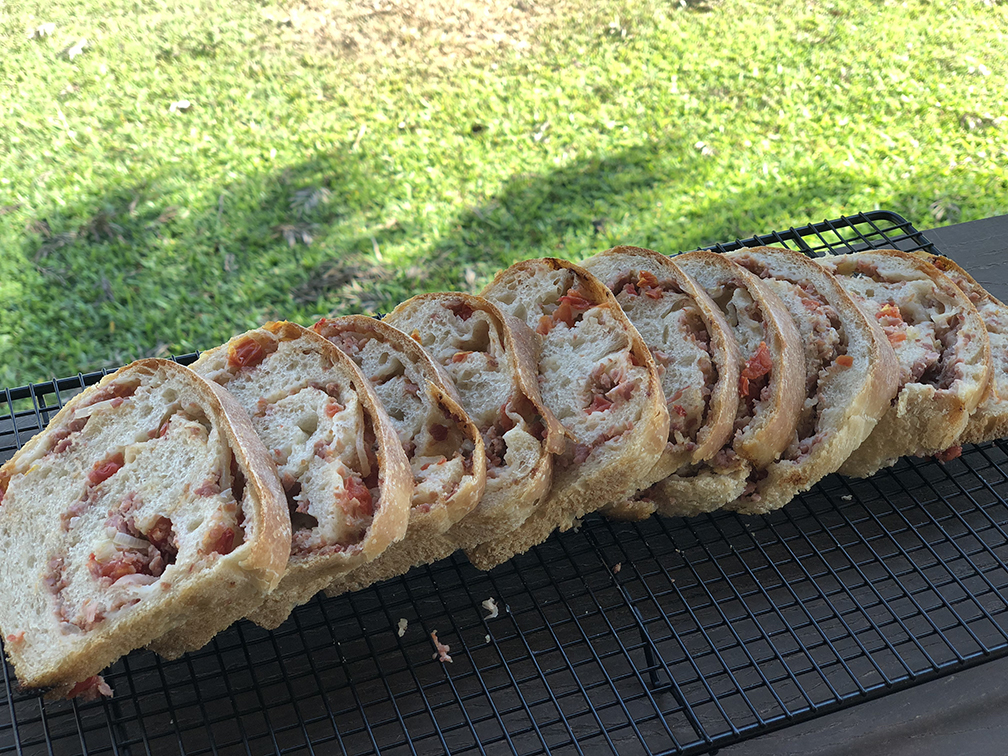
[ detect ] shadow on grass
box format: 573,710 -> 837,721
1,136 -> 948,385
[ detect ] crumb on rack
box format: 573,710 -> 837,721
397,618 -> 408,637
67,675 -> 113,701
431,630 -> 452,663
482,597 -> 498,620
485,634 -> 491,643
841,494 -> 852,501
612,562 -> 621,574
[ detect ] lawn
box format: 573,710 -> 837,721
1,0 -> 1006,387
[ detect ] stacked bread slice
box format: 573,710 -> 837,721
384,294 -> 565,556
721,247 -> 901,512
912,252 -> 1008,444
0,360 -> 291,694
183,321 -> 413,630
816,250 -> 992,477
312,316 -> 486,595
636,250 -> 807,516
1,239 -> 1004,698
580,247 -> 742,519
473,258 -> 670,568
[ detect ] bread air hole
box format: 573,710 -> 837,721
183,406 -> 213,434
161,388 -> 178,404
371,355 -> 405,386
711,288 -> 737,321
493,288 -> 517,306
291,511 -> 319,532
296,413 -> 319,437
454,319 -> 491,353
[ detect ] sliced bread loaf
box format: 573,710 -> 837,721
0,359 -> 290,694
644,250 -> 806,516
914,252 -> 1008,445
180,322 -> 412,631
817,250 -> 992,477
474,258 -> 669,568
313,316 -> 486,593
384,294 -> 565,552
581,246 -> 741,518
724,246 -> 900,513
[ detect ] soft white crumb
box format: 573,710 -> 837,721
431,630 -> 452,663
571,517 -> 583,532
841,494 -> 852,501
482,597 -> 498,620
612,562 -> 622,574
485,634 -> 490,643
397,618 -> 408,637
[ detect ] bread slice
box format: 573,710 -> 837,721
642,250 -> 806,516
580,246 -> 741,518
816,250 -> 992,477
724,246 -> 900,513
313,316 -> 486,594
473,258 -> 669,568
0,359 -> 290,694
384,294 -> 565,552
914,252 -> 1008,444
178,322 -> 412,631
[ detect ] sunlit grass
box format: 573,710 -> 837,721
1,0 -> 1005,385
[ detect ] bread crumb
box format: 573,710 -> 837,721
430,630 -> 452,663
482,597 -> 498,619
571,517 -> 583,532
397,618 -> 408,637
841,495 -> 852,501
67,675 -> 113,701
485,634 -> 491,643
612,562 -> 621,574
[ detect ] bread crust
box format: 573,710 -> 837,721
646,455 -> 750,519
470,258 -> 669,569
385,293 -> 565,551
723,247 -> 900,514
817,250 -> 992,477
674,251 -> 805,470
585,246 -> 741,465
0,359 -> 291,692
178,323 -> 412,631
914,252 -> 1008,445
313,316 -> 486,595
581,246 -> 741,520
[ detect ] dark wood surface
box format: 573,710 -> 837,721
722,214 -> 1008,756
925,215 -> 1008,304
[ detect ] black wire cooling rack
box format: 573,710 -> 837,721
4,210 -> 1008,756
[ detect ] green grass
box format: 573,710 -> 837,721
1,0 -> 1006,386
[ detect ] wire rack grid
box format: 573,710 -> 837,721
3,210 -> 1008,756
